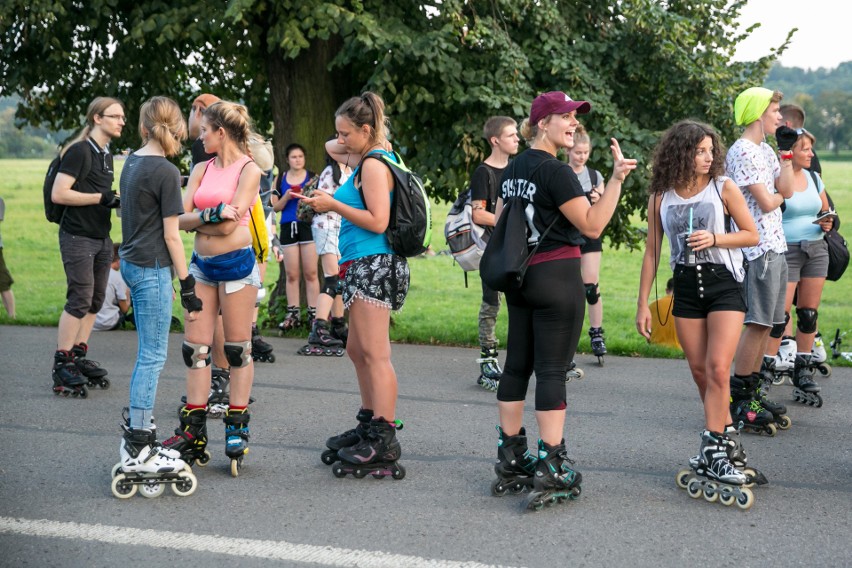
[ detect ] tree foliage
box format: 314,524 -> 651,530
1,0 -> 788,247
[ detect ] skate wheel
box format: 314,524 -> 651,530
230,458 -> 241,478
568,485 -> 581,500
335,350 -> 345,357
764,423 -> 777,437
686,479 -> 703,499
491,479 -> 508,497
509,482 -> 525,494
332,465 -> 346,478
197,449 -> 211,467
353,468 -> 367,479
100,378 -> 111,389
817,364 -> 831,377
772,375 -> 785,386
703,482 -> 718,503
736,487 -> 754,510
524,493 -> 545,511
267,354 -> 276,363
172,471 -> 198,497
110,462 -> 123,478
371,473 -> 386,479
814,395 -> 824,408
321,450 -> 338,466
78,385 -> 88,398
719,489 -> 736,507
675,469 -> 691,490
777,415 -> 792,430
140,480 -> 165,499
391,464 -> 406,480
111,474 -> 137,499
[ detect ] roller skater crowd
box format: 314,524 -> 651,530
45,84 -> 840,511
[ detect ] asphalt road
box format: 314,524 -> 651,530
0,325 -> 850,567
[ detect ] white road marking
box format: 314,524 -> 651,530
0,516 -> 520,568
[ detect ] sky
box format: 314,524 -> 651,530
732,0 -> 850,70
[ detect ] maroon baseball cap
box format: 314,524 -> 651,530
529,91 -> 591,125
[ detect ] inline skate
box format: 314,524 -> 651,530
491,426 -> 537,496
162,406 -> 211,467
686,425 -> 768,488
181,367 -> 232,419
71,342 -> 110,389
524,439 -> 582,511
730,374 -> 777,436
306,306 -> 316,330
330,316 -> 348,347
589,327 -> 606,366
753,366 -> 792,430
111,408 -> 183,477
333,418 -> 406,480
792,353 -> 823,407
811,332 -> 831,377
298,319 -> 345,357
52,349 -> 88,397
675,430 -> 753,510
111,424 -> 197,499
224,407 -> 250,477
565,360 -> 584,382
477,347 -> 501,392
772,336 -> 796,385
251,325 -> 275,363
277,305 -> 302,335
321,408 -> 373,465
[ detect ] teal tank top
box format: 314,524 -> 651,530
336,150 -> 395,262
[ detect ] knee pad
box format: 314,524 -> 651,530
322,275 -> 339,298
182,341 -> 212,369
796,307 -> 818,334
770,312 -> 790,339
224,340 -> 253,368
584,283 -> 600,305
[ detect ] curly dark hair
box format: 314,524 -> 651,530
649,120 -> 726,195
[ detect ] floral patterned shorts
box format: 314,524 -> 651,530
339,254 -> 410,311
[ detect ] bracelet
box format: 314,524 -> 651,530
780,151 -> 793,161
712,233 -> 716,247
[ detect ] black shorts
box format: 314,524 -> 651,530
279,220 -> 313,246
672,263 -> 746,319
580,237 -> 602,254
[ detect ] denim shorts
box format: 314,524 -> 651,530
672,263 -> 746,318
312,216 -> 341,257
785,239 -> 829,281
189,250 -> 261,291
339,254 -> 409,311
743,250 -> 788,327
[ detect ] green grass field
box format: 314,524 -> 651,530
1,158 -> 850,364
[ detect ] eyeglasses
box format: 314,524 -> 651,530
101,114 -> 126,123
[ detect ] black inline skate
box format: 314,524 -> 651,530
524,439 -> 582,511
224,407 -> 250,477
162,406 -> 211,468
278,305 -> 302,335
52,349 -> 88,397
476,347 -> 502,392
491,426 -> 537,496
333,418 -> 406,480
752,369 -> 791,430
180,367 -> 232,419
685,424 -> 768,488
321,408 -> 373,465
306,306 -> 316,330
792,353 -> 823,407
298,319 -> 345,356
565,360 -> 584,382
251,325 -> 275,363
111,424 -> 197,499
72,342 -> 110,389
330,316 -> 348,347
730,374 -> 777,436
676,430 -> 753,510
589,327 -> 606,365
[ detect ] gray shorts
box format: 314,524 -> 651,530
744,250 -> 788,327
785,239 -> 829,281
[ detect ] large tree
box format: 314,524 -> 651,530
1,0 -> 790,247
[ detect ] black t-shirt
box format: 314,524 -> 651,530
191,138 -> 215,169
57,139 -> 114,239
499,149 -> 586,252
118,154 -> 185,268
470,162 -> 504,240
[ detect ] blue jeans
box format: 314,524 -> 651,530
120,259 -> 174,428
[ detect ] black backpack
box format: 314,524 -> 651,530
807,170 -> 849,282
358,151 -> 432,257
43,141 -> 92,224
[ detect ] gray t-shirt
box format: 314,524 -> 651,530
119,154 -> 184,267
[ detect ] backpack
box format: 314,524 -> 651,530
358,151 -> 432,257
43,141 -> 92,224
807,170 -> 849,282
443,167 -> 496,274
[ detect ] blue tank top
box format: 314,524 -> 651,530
279,171 -> 311,224
336,150 -> 395,262
782,171 -> 824,243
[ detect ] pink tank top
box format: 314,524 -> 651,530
193,156 -> 256,226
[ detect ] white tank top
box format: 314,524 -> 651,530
659,176 -> 745,282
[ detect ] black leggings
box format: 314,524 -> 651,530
497,258 -> 584,410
